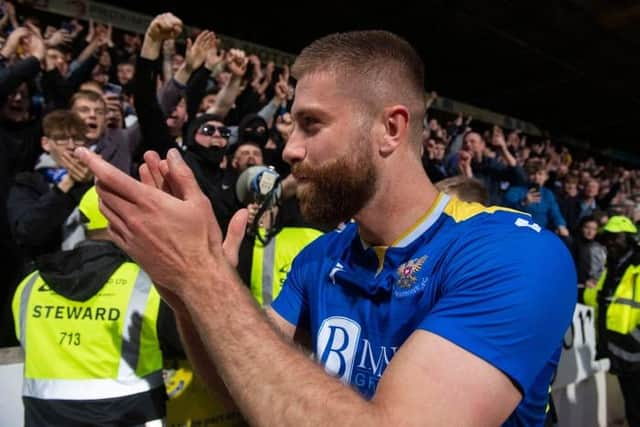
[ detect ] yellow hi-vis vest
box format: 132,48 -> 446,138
12,262 -> 164,400
583,264 -> 640,364
250,227 -> 322,306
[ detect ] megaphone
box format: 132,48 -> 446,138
235,165 -> 282,207
236,166 -> 282,245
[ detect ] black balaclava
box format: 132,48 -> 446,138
238,113 -> 269,148
184,113 -> 227,166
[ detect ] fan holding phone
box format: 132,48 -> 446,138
503,159 -> 570,237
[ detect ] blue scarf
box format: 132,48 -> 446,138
40,167 -> 68,184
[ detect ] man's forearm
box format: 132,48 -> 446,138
162,52 -> 173,83
173,62 -> 192,87
75,40 -> 99,64
181,263 -> 383,427
141,36 -> 162,61
174,311 -> 236,409
209,75 -> 242,117
258,97 -> 280,124
500,146 -> 517,167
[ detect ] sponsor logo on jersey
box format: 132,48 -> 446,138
317,316 -> 399,396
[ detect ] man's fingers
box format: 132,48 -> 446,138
75,147 -> 144,203
95,184 -> 138,227
159,159 -> 169,178
194,30 -> 208,45
98,197 -> 132,246
222,208 -> 248,268
165,148 -> 202,200
139,163 -> 154,187
63,155 -> 88,180
60,150 -> 76,166
142,150 -> 165,190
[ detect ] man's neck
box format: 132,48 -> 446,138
355,162 -> 439,247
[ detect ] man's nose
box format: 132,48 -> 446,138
282,130 -> 305,165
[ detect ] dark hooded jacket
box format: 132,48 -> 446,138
7,153 -> 93,264
182,113 -> 235,232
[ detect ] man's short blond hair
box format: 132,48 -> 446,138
70,90 -> 106,109
436,176 -> 489,205
292,30 -> 426,143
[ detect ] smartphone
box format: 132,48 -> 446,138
104,82 -> 123,97
61,21 -> 74,33
529,183 -> 541,192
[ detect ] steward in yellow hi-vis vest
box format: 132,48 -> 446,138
581,215 -> 640,427
12,187 -> 183,427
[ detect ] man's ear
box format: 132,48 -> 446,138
41,136 -> 51,153
380,105 -> 410,157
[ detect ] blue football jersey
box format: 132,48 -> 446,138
271,193 -> 577,426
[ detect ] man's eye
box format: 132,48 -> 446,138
303,117 -> 319,128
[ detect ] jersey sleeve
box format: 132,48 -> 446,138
419,218 -> 577,393
270,244 -> 312,329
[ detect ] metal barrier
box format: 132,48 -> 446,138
0,347 -> 24,427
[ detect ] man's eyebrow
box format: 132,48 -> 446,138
292,107 -> 331,122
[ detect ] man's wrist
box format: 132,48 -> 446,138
208,62 -> 224,77
181,258 -> 237,311
141,35 -> 162,60
229,74 -> 243,84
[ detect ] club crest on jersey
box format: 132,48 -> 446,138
395,255 -> 427,295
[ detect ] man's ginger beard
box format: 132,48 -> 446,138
292,135 -> 377,229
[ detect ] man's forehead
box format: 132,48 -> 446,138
13,83 -> 28,94
292,72 -> 348,116
74,99 -> 101,108
237,144 -> 262,154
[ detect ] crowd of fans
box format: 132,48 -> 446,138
0,2 -> 638,349
421,99 -> 640,292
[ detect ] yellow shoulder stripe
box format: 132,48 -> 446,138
443,197 -> 527,223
